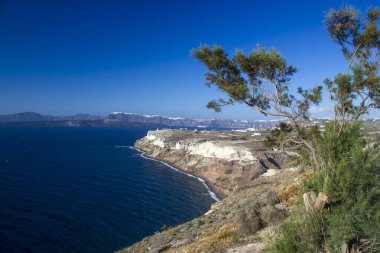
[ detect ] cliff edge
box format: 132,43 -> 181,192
119,129 -> 304,253
134,129 -> 298,198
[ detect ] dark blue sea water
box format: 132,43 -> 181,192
0,126 -> 215,253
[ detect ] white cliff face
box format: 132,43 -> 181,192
146,131 -> 166,148
146,130 -> 256,161
136,129 -> 297,198
187,142 -> 255,161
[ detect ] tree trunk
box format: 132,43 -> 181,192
287,116 -> 320,170
301,138 -> 320,170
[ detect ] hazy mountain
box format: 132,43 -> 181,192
4,111 -> 374,130
106,112 -> 282,129
0,112 -> 49,122
0,112 -> 104,122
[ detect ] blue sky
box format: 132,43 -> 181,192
0,0 -> 378,120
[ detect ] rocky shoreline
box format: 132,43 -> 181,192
130,145 -> 220,201
118,129 -> 305,253
134,129 -> 298,198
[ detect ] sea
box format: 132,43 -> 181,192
0,126 -> 216,253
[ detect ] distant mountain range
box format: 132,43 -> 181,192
106,112 -> 281,129
0,112 -> 281,129
1,112 -> 378,129
0,112 -> 105,122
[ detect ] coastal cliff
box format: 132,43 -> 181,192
134,129 -> 298,198
119,129 -> 305,253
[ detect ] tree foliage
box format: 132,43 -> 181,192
192,45 -> 323,168
267,207 -> 324,253
192,4 -> 380,252
270,6 -> 380,252
192,45 -> 322,119
264,122 -> 292,148
308,123 -> 380,253
270,123 -> 380,253
324,6 -> 380,122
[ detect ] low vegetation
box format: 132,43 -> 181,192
269,123 -> 380,253
268,5 -> 380,252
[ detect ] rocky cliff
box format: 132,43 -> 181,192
119,129 -> 305,253
134,129 -> 298,198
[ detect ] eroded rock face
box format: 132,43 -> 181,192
118,169 -> 304,253
173,139 -> 256,161
135,129 -> 297,197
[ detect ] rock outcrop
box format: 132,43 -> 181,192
135,129 -> 298,197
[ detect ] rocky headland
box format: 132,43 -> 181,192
119,129 -> 308,253
134,129 -> 299,198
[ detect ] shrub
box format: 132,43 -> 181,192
308,122 -> 380,252
267,206 -> 324,253
264,122 -> 293,148
270,122 -> 380,252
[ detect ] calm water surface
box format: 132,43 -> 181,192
0,126 -> 215,253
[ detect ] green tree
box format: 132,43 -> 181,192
191,45 -> 322,169
264,122 -> 292,149
269,123 -> 380,253
278,6 -> 380,252
193,4 -> 380,253
324,6 -> 380,128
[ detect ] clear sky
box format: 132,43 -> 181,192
0,0 -> 379,120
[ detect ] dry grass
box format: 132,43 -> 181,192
279,170 -> 313,204
164,223 -> 237,253
278,184 -> 299,204
301,170 -> 314,180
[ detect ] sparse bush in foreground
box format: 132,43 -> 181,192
270,123 -> 380,253
267,206 -> 324,253
309,123 -> 380,252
